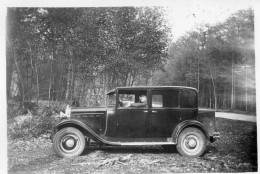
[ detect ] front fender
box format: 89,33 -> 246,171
171,120 -> 210,143
55,119 -> 121,146
55,119 -> 103,143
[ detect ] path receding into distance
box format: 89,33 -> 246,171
216,112 -> 256,123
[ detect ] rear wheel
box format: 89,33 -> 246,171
176,127 -> 207,157
53,127 -> 85,158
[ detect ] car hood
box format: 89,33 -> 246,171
70,107 -> 107,113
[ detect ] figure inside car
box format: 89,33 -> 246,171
129,94 -> 147,107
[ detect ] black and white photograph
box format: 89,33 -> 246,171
4,0 -> 258,173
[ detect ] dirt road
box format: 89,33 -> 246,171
8,113 -> 257,173
216,112 -> 256,122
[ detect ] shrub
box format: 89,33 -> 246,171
8,113 -> 59,140
7,100 -> 64,140
7,101 -> 38,119
7,101 -> 21,119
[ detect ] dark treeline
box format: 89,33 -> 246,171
6,7 -> 255,113
153,8 -> 255,112
6,7 -> 169,107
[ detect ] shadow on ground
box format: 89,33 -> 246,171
82,145 -> 178,156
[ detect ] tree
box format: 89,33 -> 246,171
7,7 -> 170,107
153,8 -> 255,112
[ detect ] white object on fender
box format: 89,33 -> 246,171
59,105 -> 71,118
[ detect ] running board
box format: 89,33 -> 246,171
98,136 -> 176,146
115,142 -> 176,146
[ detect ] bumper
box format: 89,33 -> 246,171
210,132 -> 220,142
213,132 -> 221,139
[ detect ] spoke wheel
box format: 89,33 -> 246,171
177,127 -> 206,157
53,127 -> 85,158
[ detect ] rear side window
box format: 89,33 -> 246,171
180,89 -> 197,108
164,90 -> 179,107
152,90 -> 179,108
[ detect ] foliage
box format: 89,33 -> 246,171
153,8 -> 255,112
6,7 -> 170,106
8,110 -> 58,140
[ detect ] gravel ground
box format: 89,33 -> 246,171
8,117 -> 257,173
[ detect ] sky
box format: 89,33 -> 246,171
164,0 -> 256,40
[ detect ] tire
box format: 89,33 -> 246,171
53,127 -> 85,158
176,127 -> 207,157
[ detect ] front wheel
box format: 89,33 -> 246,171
176,127 -> 207,157
53,127 -> 85,158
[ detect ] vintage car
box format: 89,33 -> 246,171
53,86 -> 220,158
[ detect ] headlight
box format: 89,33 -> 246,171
59,105 -> 71,118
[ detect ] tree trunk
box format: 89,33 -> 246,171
70,63 -> 75,101
10,41 -> 25,106
48,58 -> 53,107
56,72 -> 63,109
65,52 -> 73,101
65,68 -> 71,101
35,65 -> 39,104
197,56 -> 200,92
209,81 -> 211,108
28,42 -> 40,104
208,59 -> 217,111
231,55 -> 234,110
245,60 -> 248,111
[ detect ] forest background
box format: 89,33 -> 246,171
6,7 -> 255,115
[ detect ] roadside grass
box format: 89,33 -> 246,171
8,117 -> 257,173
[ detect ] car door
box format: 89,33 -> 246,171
149,89 -> 181,138
115,89 -> 149,138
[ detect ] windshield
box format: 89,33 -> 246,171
106,93 -> 116,107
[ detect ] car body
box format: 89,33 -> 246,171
53,86 -> 220,158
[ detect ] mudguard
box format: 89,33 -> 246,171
171,120 -> 210,143
55,119 -> 119,146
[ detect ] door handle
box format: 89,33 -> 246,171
143,111 -> 148,113
152,111 -> 157,113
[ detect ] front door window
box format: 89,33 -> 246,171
119,90 -> 147,108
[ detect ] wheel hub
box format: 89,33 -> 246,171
184,135 -> 199,150
187,139 -> 197,148
66,139 -> 75,148
61,135 -> 78,151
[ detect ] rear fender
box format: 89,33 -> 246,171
171,120 -> 210,143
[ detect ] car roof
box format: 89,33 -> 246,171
106,86 -> 197,95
